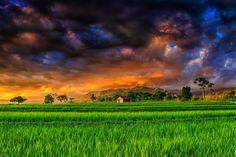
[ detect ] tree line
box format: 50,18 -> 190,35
9,94 -> 75,104
94,77 -> 235,102
9,77 -> 236,104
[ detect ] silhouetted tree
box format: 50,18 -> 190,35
44,94 -> 54,104
68,98 -> 75,103
194,77 -> 214,99
10,96 -> 27,104
181,86 -> 193,101
90,94 -> 96,102
57,95 -> 68,103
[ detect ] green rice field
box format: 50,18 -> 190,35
0,101 -> 236,156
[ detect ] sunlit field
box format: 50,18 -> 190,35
0,101 -> 236,156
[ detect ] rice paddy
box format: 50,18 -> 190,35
0,101 -> 236,156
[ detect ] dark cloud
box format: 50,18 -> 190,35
0,0 -> 235,101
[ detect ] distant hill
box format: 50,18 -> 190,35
78,86 -> 167,102
77,86 -> 236,102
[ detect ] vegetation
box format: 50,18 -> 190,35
68,98 -> 75,103
0,102 -> 236,156
152,90 -> 167,101
226,91 -> 236,101
194,77 -> 214,99
57,95 -> 68,103
9,96 -> 27,104
10,78 -> 232,103
44,94 -> 54,104
2,78 -> 235,156
0,101 -> 235,112
90,94 -> 97,102
181,86 -> 192,101
128,91 -> 152,101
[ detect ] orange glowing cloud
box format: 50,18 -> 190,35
14,32 -> 41,46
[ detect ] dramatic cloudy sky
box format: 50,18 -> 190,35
0,0 -> 235,102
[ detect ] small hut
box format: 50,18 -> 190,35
116,97 -> 124,103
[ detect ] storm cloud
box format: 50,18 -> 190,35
0,0 -> 235,102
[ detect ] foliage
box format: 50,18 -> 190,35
181,86 -> 193,101
165,93 -> 177,100
152,91 -> 167,101
9,96 -> 27,104
97,96 -> 114,102
94,87 -> 179,102
57,95 -> 68,103
0,109 -> 236,156
226,91 -> 236,101
128,91 -> 138,102
90,94 -> 96,102
194,77 -> 214,99
44,94 -> 54,104
192,96 -> 201,101
68,98 -> 75,103
127,91 -> 152,102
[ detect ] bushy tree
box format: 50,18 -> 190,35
44,94 -> 54,104
165,93 -> 177,100
181,86 -> 193,101
127,92 -> 152,102
128,91 -> 137,102
226,91 -> 235,101
10,96 -> 27,104
152,91 -> 167,101
194,77 -> 214,99
57,95 -> 68,103
141,92 -> 153,100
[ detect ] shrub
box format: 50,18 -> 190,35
226,91 -> 236,101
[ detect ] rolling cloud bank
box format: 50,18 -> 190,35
0,0 -> 236,102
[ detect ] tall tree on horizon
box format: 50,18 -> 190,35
194,77 -> 214,99
181,86 -> 192,101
